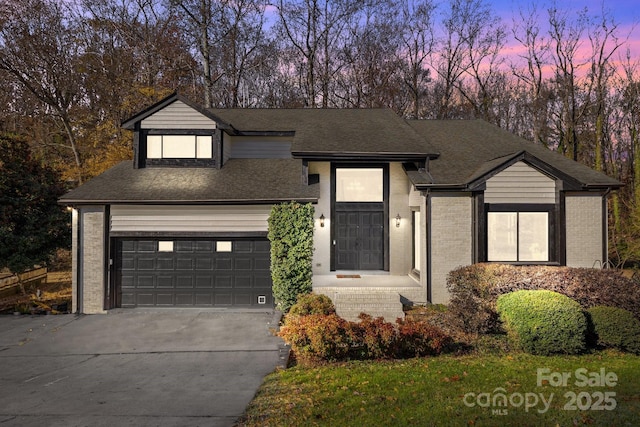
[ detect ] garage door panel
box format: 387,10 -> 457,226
137,258 -> 155,270
234,293 -> 252,305
195,241 -> 213,252
235,258 -> 253,270
254,275 -> 271,288
254,258 -> 270,270
196,276 -> 213,288
157,276 -> 174,288
121,258 -> 135,270
176,276 -> 194,288
176,258 -> 193,270
216,258 -> 233,270
175,294 -> 194,305
157,257 -> 175,270
137,293 -> 157,305
215,293 -> 232,305
175,241 -> 194,252
137,275 -> 155,288
195,293 -> 213,305
215,276 -> 232,288
118,238 -> 273,308
195,257 -> 213,270
137,241 -> 156,252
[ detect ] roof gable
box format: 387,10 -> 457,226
121,93 -> 233,131
406,119 -> 622,190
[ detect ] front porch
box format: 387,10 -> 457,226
312,272 -> 424,321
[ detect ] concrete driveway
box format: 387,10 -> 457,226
0,310 -> 287,426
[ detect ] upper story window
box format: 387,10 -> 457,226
142,131 -> 217,167
147,135 -> 212,159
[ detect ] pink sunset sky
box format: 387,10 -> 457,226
484,0 -> 640,75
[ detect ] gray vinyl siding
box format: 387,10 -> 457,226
484,162 -> 555,204
110,205 -> 271,233
228,136 -> 293,159
140,100 -> 217,130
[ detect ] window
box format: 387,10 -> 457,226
413,211 -> 421,271
158,241 -> 174,252
335,168 -> 383,202
486,206 -> 553,262
147,135 -> 212,159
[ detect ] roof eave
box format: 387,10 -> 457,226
292,151 -> 438,161
59,197 -> 319,206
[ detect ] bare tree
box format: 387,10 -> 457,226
547,5 -> 590,161
510,2 -> 553,146
0,0 -> 84,182
432,0 -> 502,119
397,0 -> 435,118
273,0 -> 365,108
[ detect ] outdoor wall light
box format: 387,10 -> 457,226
395,213 -> 401,228
319,213 -> 325,227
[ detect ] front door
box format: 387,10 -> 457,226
335,204 -> 384,270
332,166 -> 388,271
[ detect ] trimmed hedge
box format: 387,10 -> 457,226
288,293 -> 336,317
447,264 -> 640,334
279,310 -> 452,364
586,306 -> 640,354
279,313 -> 351,362
267,202 -> 315,312
496,290 -> 587,355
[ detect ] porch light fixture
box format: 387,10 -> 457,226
319,213 -> 325,227
395,213 -> 401,228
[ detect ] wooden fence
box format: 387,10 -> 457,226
0,267 -> 48,291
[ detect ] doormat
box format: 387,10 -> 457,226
336,274 -> 361,278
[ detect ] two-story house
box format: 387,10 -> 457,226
60,93 -> 622,318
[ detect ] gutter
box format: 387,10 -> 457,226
292,151 -> 438,161
59,197 -> 320,206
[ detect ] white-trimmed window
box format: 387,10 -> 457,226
147,135 -> 212,159
486,205 -> 553,262
413,210 -> 421,272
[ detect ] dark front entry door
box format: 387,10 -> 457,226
334,203 -> 384,270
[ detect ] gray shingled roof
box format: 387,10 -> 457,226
211,108 -> 435,158
63,101 -> 621,206
60,159 -> 319,204
405,119 -> 622,189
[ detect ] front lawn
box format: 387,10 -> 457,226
239,351 -> 640,426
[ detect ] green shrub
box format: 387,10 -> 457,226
288,293 -> 336,317
395,318 -> 453,357
586,306 -> 640,354
278,313 -> 351,363
447,264 -> 640,335
268,202 -> 315,312
496,290 -> 587,355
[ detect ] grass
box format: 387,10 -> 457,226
239,351 -> 640,426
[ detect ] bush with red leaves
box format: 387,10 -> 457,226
447,264 -> 640,334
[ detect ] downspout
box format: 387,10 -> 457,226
602,188 -> 612,268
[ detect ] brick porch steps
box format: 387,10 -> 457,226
315,289 -> 405,322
